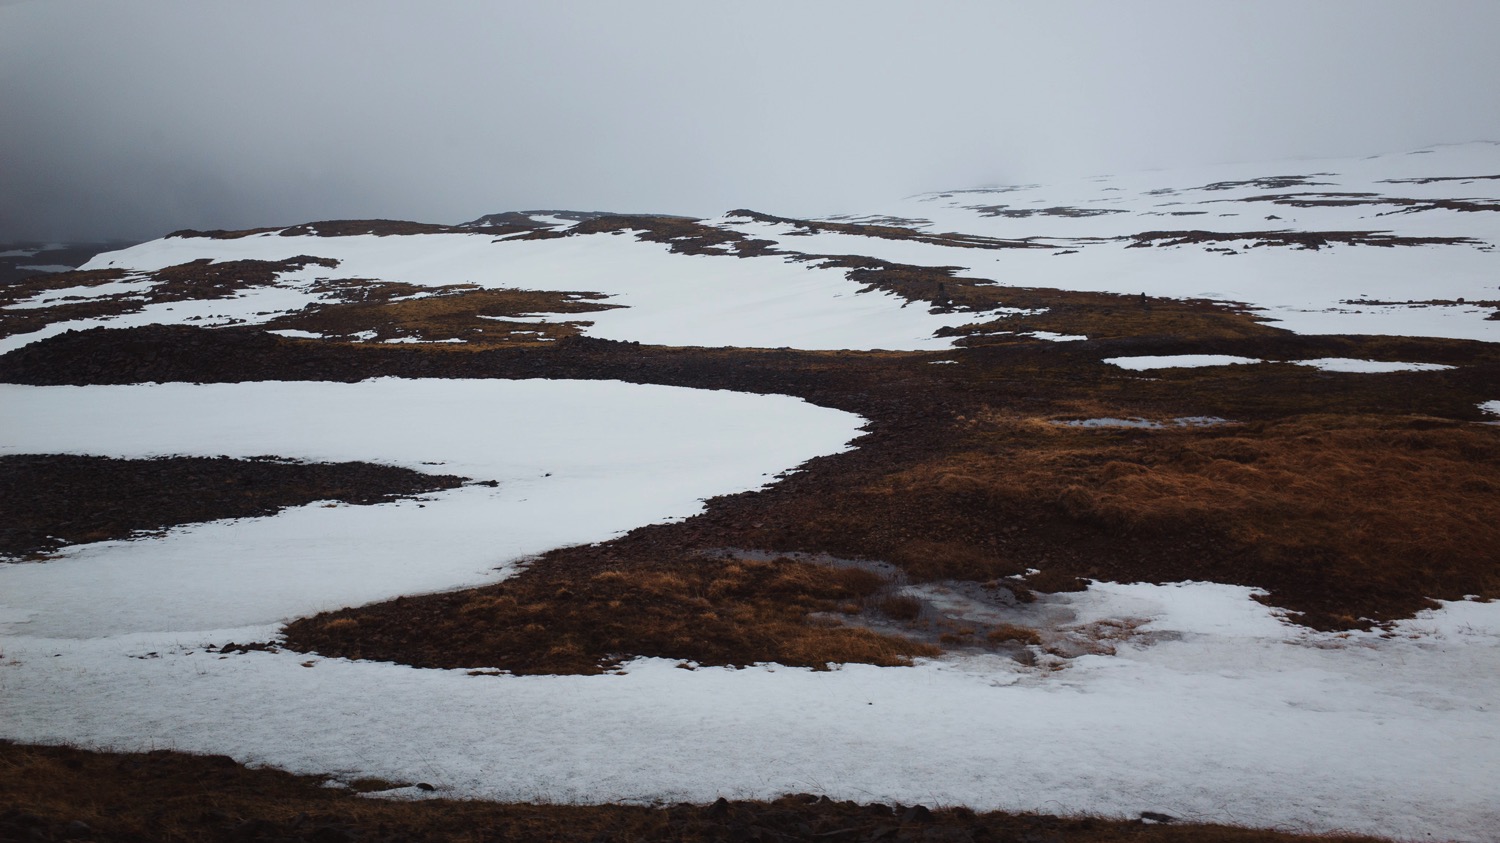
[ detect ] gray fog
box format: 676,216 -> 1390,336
3,0 -> 1499,243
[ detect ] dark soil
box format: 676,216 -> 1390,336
0,256 -> 339,341
964,205 -> 1128,218
5,209 -> 1499,673
0,742 -> 1388,843
722,209 -> 1052,250
1230,194 -> 1500,214
6,319 -> 1498,674
1194,175 -> 1335,191
170,218 -> 528,239
0,454 -> 467,559
296,556 -> 939,674
1124,230 -> 1482,250
263,284 -> 620,346
822,214 -> 935,228
1379,173 -> 1500,184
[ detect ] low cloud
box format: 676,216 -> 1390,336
3,0 -> 1499,242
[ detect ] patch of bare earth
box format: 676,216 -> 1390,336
1124,229 -> 1483,250
288,556 -> 936,675
5,213 -> 1500,673
264,284 -> 620,347
0,455 -> 468,560
0,256 -> 338,340
15,322 -> 1483,672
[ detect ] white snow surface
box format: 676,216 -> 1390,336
2,582 -> 1497,841
3,278 -> 156,309
7,146 -> 1500,840
68,230 -> 979,351
11,143 -> 1491,353
1103,354 -> 1262,370
0,379 -> 864,636
1293,357 -> 1457,373
0,267 -> 333,356
712,143 -> 1500,342
3,380 -> 1498,840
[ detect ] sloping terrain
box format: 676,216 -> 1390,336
3,144 -> 1499,841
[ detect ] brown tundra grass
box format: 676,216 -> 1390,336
287,558 -> 937,675
886,412 -> 1500,626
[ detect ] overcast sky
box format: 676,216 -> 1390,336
3,0 -> 1499,243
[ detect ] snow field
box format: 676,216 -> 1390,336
714,143 -> 1500,343
4,144 -> 1500,839
0,379 -> 865,636
11,143 -> 1494,353
0,262 -> 337,356
2,378 -> 1498,839
2,585 -> 1497,841
1102,355 -> 1262,370
1102,355 -> 1464,372
64,230 -> 982,351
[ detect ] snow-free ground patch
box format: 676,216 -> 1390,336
7,144 -> 1500,841
64,231 -> 985,351
2,584 -> 1497,841
0,379 -> 863,636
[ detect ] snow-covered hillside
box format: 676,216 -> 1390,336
3,145 -> 1500,842
3,143 -> 1497,355
718,142 -> 1500,340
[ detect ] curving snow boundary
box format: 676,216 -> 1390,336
1,585 -> 1496,841
0,379 -> 864,636
2,380 -> 1498,841
47,231 -> 982,352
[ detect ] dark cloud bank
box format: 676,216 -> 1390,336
3,0 -> 1499,243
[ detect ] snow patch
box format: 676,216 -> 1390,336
0,379 -> 864,636
77,232 -> 986,351
1102,354 -> 1261,370
1293,357 -> 1456,373
2,582 -> 1497,841
3,278 -> 155,309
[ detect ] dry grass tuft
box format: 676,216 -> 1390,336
288,557 -> 936,674
876,594 -> 924,621
883,413 -> 1500,626
988,623 -> 1044,646
266,285 -> 619,347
